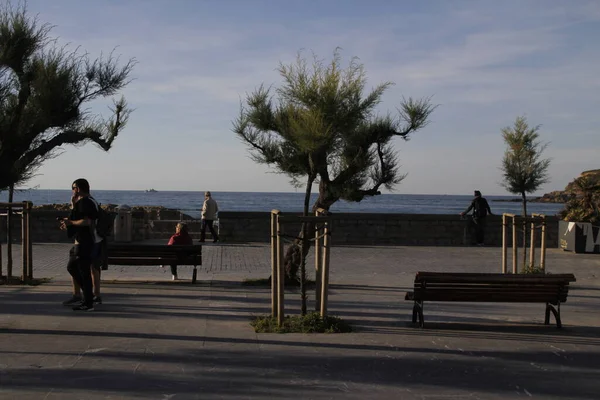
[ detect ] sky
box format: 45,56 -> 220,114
16,0 -> 600,195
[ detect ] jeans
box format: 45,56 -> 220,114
66,244 -> 94,307
200,219 -> 219,242
473,217 -> 487,245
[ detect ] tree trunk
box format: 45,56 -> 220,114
299,175 -> 314,315
521,191 -> 527,271
6,185 -> 14,279
284,181 -> 338,283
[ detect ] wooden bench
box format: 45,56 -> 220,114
105,244 -> 203,283
405,272 -> 576,328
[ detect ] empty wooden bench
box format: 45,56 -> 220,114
405,272 -> 576,328
105,244 -> 203,283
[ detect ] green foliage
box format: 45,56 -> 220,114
560,175 -> 600,223
520,265 -> 545,275
0,4 -> 136,190
251,312 -> 352,333
500,116 -> 551,200
233,49 -> 436,208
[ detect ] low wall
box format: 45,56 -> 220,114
217,212 -> 559,247
0,210 -> 559,247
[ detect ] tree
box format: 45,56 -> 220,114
0,3 -> 136,190
234,50 -> 435,293
500,116 -> 551,269
561,175 -> 600,223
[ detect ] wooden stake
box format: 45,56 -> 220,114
502,214 -> 507,273
512,217 -> 518,274
314,211 -> 322,312
320,222 -> 331,317
26,202 -> 33,279
21,201 -> 27,281
277,218 -> 285,326
541,217 -> 547,272
530,219 -> 536,270
270,210 -> 278,317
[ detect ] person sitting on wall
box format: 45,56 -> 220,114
166,222 -> 193,280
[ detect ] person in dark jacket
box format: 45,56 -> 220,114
460,190 -> 493,246
167,222 -> 193,280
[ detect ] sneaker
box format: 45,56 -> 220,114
93,296 -> 102,304
62,295 -> 82,306
72,304 -> 94,312
172,275 -> 178,281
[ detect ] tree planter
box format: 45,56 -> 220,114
559,220 -> 600,253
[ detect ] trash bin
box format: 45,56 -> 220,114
114,205 -> 132,242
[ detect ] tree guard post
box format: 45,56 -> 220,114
270,210 -> 279,318
530,218 -> 536,270
276,215 -> 285,327
502,214 -> 507,273
27,202 -> 33,279
21,201 -> 28,281
540,217 -> 547,272
320,220 -> 331,317
512,216 -> 518,274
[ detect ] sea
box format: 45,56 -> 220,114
0,190 -> 565,219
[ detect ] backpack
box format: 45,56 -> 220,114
90,197 -> 115,238
473,198 -> 488,218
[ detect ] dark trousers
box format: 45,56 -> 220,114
473,217 -> 487,244
200,219 -> 219,242
170,264 -> 178,276
66,245 -> 94,307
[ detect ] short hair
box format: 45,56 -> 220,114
474,190 -> 482,197
73,178 -> 90,193
176,222 -> 188,233
205,191 -> 211,197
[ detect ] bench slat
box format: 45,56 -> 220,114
107,257 -> 201,266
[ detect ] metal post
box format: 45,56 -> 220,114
540,217 -> 547,272
21,202 -> 27,281
314,211 -> 322,312
276,218 -> 285,326
502,214 -> 507,273
270,211 -> 278,318
26,202 -> 33,279
530,218 -> 536,270
320,221 -> 331,317
512,216 -> 518,274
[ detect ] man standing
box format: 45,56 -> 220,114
460,190 -> 493,246
200,191 -> 219,243
60,178 -> 99,311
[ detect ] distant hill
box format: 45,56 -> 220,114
532,169 -> 600,203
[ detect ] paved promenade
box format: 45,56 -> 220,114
1,242 -> 600,399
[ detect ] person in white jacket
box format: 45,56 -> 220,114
200,191 -> 219,243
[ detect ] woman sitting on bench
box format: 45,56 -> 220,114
166,222 -> 193,280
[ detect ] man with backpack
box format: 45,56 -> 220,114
59,178 -> 106,311
460,190 -> 493,246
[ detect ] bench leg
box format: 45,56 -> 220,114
413,301 -> 424,328
192,267 -> 197,284
545,302 -> 562,329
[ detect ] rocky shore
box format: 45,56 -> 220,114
495,169 -> 600,204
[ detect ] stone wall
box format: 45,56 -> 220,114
217,212 -> 559,247
0,210 -> 559,247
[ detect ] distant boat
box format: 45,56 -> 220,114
146,188 -> 158,193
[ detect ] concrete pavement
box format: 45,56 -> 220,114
1,242 -> 600,399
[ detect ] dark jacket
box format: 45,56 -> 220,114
464,196 -> 492,218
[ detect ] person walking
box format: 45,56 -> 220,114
200,191 -> 219,243
460,190 -> 493,246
